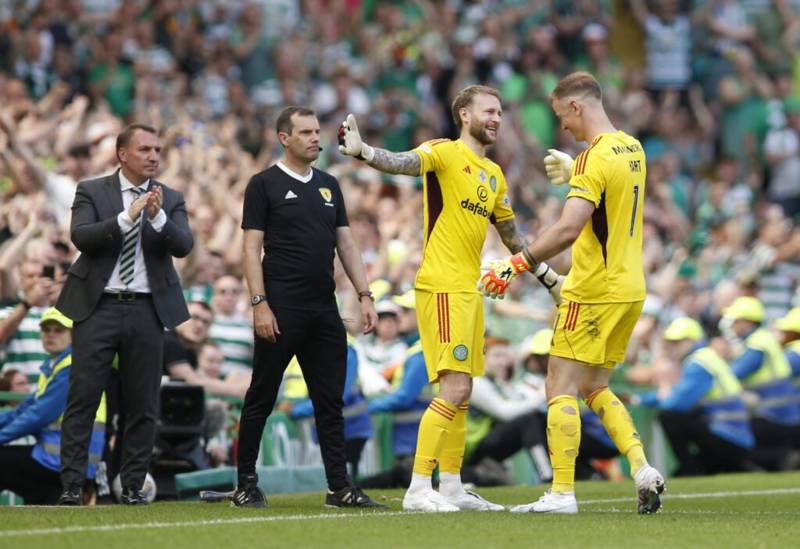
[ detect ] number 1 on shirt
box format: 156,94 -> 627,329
629,184 -> 640,237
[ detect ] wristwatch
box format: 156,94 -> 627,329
250,294 -> 267,306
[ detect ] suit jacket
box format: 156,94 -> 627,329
56,170 -> 194,329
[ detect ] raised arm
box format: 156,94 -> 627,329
337,113 -> 421,176
628,0 -> 649,29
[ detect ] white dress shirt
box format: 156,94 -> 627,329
105,171 -> 167,293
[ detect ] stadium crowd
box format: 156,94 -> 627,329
2,0 -> 800,501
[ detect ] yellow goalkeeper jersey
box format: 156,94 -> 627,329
562,131 -> 647,303
413,139 -> 516,293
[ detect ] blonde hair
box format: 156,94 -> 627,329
451,85 -> 501,130
550,72 -> 602,102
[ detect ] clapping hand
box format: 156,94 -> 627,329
146,185 -> 163,219
128,192 -> 150,222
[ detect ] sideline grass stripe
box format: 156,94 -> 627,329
580,487 -> 800,505
0,511 -> 409,538
2,487 -> 799,538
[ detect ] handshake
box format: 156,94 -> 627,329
477,148 -> 574,304
479,253 -> 565,305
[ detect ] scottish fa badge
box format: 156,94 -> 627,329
490,175 -> 497,192
478,170 -> 487,183
453,344 -> 468,361
319,187 -> 332,202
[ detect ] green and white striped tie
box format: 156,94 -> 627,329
119,187 -> 143,286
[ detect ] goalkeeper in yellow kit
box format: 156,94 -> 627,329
480,72 -> 666,514
338,85 -> 562,512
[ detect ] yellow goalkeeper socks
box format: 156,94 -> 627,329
585,386 -> 647,475
439,403 -> 468,475
412,397 -> 458,479
438,403 -> 469,495
547,395 -> 581,494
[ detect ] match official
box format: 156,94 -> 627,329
233,106 -> 382,508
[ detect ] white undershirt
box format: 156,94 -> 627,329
105,171 -> 167,293
276,160 -> 313,183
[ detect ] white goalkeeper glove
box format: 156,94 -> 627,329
337,113 -> 375,162
533,262 -> 565,305
543,148 -> 573,186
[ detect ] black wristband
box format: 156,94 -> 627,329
522,248 -> 537,267
19,300 -> 31,310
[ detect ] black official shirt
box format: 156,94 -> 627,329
241,162 -> 349,310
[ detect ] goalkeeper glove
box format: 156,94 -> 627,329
337,113 -> 375,162
532,262 -> 565,306
543,148 -> 573,185
479,252 -> 533,300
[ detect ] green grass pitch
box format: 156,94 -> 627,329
2,471 -> 799,549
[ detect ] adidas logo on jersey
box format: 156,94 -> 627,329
460,198 -> 490,218
285,190 -> 297,199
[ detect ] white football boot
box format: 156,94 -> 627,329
442,490 -> 505,511
634,464 -> 666,514
510,490 -> 578,514
402,489 -> 460,512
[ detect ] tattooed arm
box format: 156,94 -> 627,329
493,219 -> 528,254
366,148 -> 421,176
491,218 -> 565,303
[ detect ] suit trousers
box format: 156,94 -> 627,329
60,295 -> 164,491
237,305 -> 349,491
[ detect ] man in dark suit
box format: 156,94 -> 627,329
55,123 -> 193,505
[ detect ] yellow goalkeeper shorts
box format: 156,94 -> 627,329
550,300 -> 644,367
415,290 -> 485,383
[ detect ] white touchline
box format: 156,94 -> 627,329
1,487 -> 799,538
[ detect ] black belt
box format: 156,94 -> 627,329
103,291 -> 152,302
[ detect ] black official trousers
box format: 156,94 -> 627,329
60,295 -> 164,492
237,305 -> 350,491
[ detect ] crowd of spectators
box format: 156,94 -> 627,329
2,0 -> 800,477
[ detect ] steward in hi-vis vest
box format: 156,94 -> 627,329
642,318 -> 754,476
0,308 -> 106,504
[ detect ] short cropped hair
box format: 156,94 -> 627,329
451,85 -> 501,131
116,123 -> 158,161
550,72 -> 602,102
275,106 -> 316,135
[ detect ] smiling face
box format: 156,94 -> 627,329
279,113 -> 322,163
462,93 -> 502,146
551,95 -> 586,142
